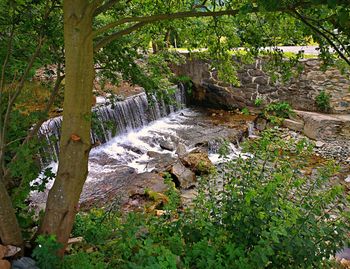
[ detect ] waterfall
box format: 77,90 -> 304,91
38,84 -> 187,166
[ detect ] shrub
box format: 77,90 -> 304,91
315,90 -> 331,112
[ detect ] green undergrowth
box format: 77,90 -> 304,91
34,130 -> 350,269
263,101 -> 294,125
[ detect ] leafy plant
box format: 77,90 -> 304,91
264,101 -> 294,124
254,97 -> 263,107
171,75 -> 193,90
315,90 -> 331,112
61,252 -> 107,269
32,235 -> 62,269
72,209 -> 116,245
241,107 -> 250,115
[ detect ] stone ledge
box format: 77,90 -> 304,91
294,110 -> 350,141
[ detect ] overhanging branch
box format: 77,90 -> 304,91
292,9 -> 350,66
93,9 -> 246,38
94,21 -> 147,51
94,0 -> 119,16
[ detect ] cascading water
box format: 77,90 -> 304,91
32,93 -> 254,208
38,84 -> 186,166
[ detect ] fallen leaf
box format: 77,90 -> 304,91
71,134 -> 81,141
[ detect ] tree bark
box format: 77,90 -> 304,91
0,177 -> 23,246
39,0 -> 95,251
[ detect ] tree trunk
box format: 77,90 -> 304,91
39,0 -> 95,251
0,175 -> 23,247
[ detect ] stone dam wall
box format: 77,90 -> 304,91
173,55 -> 350,114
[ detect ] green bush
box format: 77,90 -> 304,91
57,130 -> 349,269
315,90 -> 331,112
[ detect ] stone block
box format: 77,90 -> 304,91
296,110 -> 350,140
283,119 -> 304,132
254,76 -> 269,85
248,69 -> 265,77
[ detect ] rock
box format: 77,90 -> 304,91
67,237 -> 84,245
77,165 -> 137,209
340,259 -> 350,268
345,175 -> 350,183
155,210 -> 166,216
315,141 -> 325,148
169,161 -> 196,189
181,152 -> 214,175
0,246 -> 6,259
4,245 -> 20,257
256,118 -> 267,131
283,119 -> 304,132
248,69 -> 265,77
12,257 -> 39,269
181,189 -> 198,205
159,139 -> 175,151
337,248 -> 350,262
146,152 -> 176,171
254,76 -> 268,85
127,172 -> 169,196
296,110 -> 350,140
0,260 -> 10,269
175,143 -> 187,156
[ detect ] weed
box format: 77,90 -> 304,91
315,90 -> 331,112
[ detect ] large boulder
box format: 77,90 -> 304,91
181,152 -> 215,175
283,119 -> 304,132
126,172 -> 169,196
169,161 -> 196,189
146,151 -> 177,172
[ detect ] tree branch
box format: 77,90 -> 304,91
93,0 -> 119,16
94,21 -> 147,51
0,26 -> 15,94
93,9 -> 246,38
292,10 -> 350,66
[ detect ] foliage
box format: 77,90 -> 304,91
59,131 -> 349,268
171,75 -> 193,93
61,252 -> 107,269
262,49 -> 305,83
315,90 -> 331,112
241,107 -> 250,115
32,235 -> 62,269
254,97 -> 263,107
263,101 -> 294,124
72,209 -> 118,245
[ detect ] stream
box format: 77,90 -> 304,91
32,86 -> 254,209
